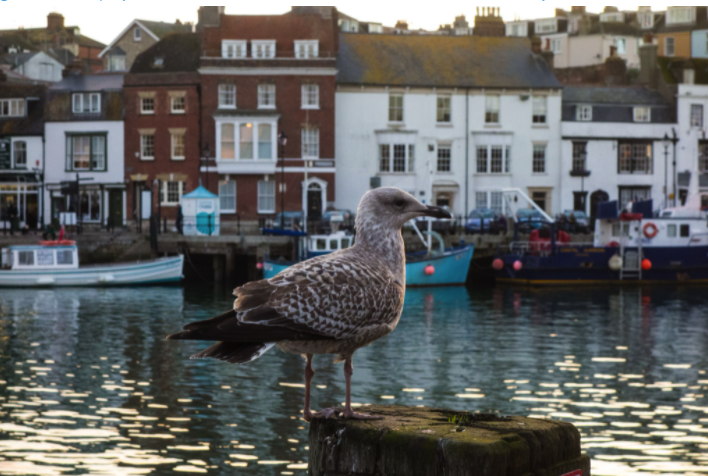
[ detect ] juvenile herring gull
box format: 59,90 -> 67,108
167,187 -> 451,420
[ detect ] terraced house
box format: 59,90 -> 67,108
335,33 -> 562,217
198,6 -> 338,223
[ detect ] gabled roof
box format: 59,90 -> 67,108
562,86 -> 671,105
337,33 -> 561,89
98,19 -> 193,58
183,185 -> 217,199
130,33 -> 201,74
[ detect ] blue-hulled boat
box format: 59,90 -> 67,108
262,229 -> 474,287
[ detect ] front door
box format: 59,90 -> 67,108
589,190 -> 609,230
141,190 -> 152,220
25,194 -> 38,229
108,190 -> 123,228
531,191 -> 547,213
51,196 -> 66,226
307,190 -> 322,220
573,191 -> 587,213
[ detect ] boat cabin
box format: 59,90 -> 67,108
1,244 -> 79,270
307,231 -> 354,257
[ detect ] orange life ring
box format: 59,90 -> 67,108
643,222 -> 658,239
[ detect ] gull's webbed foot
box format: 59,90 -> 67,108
305,407 -> 339,422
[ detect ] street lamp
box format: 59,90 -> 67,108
663,133 -> 670,208
278,131 -> 288,229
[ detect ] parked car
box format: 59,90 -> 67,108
415,205 -> 457,234
556,210 -> 590,234
464,208 -> 506,234
516,209 -> 545,233
270,211 -> 304,231
317,209 -> 354,234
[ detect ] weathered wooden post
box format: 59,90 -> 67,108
308,405 -> 590,476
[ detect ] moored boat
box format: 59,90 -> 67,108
0,242 -> 184,287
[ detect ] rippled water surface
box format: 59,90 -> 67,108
1,285 -> 708,475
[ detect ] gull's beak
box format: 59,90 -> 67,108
420,205 -> 452,219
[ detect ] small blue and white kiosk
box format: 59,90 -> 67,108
182,185 -> 220,236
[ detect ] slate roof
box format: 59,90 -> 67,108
130,33 -> 201,74
562,86 -> 671,105
136,20 -> 193,38
336,33 -> 561,89
49,73 -> 124,91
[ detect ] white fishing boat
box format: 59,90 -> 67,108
0,241 -> 184,287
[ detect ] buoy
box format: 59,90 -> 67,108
513,260 -> 523,271
608,254 -> 623,271
641,259 -> 652,270
492,258 -> 503,270
256,262 -> 264,270
424,265 -> 435,275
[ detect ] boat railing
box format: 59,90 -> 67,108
509,241 -> 595,254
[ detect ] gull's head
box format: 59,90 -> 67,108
355,187 -> 452,232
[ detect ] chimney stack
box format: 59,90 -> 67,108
47,13 -> 64,31
571,6 -> 586,14
197,6 -> 225,32
395,20 -> 409,30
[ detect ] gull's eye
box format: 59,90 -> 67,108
394,199 -> 405,208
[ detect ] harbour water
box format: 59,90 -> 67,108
1,284 -> 707,475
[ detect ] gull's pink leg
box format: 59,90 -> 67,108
342,357 -> 383,420
303,354 -> 337,421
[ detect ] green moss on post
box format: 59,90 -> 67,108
308,405 -> 590,476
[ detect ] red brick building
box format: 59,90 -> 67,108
123,33 -> 202,221
199,7 -> 338,223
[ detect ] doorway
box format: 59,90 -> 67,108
25,194 -> 38,228
307,184 -> 322,220
531,191 -> 547,213
573,191 -> 588,213
141,190 -> 152,220
589,190 -> 609,230
108,190 -> 123,229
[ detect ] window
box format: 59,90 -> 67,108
219,180 -> 236,213
618,142 -> 652,174
666,7 -> 695,25
257,180 -> 275,213
258,84 -> 275,109
691,104 -> 703,128
161,181 -> 184,206
680,224 -> 690,237
490,191 -> 503,215
437,144 -> 451,172
140,97 -> 154,115
13,141 -> 26,168
638,12 -> 654,28
485,95 -> 499,124
0,99 -> 25,117
66,135 -> 106,171
258,124 -> 272,160
616,38 -> 626,55
601,12 -> 624,23
535,19 -> 557,33
109,55 -> 126,72
240,123 -> 253,159
140,134 -> 154,160
619,187 -> 650,209
218,84 -> 236,109
301,84 -> 319,109
72,93 -> 100,114
37,249 -> 54,266
252,40 -> 276,59
221,124 -> 235,159
550,38 -> 562,54
134,27 -> 142,41
39,63 -> 54,80
56,250 -> 73,265
476,146 -> 488,173
576,104 -> 592,121
684,69 -> 695,85
699,142 -> 708,172
475,191 -> 503,214
294,40 -> 319,58
18,251 -> 34,266
171,96 -> 186,114
665,37 -> 675,57
475,191 -> 488,208
389,94 -> 403,122
437,96 -> 451,123
79,190 -> 101,222
532,96 -> 547,124
302,126 -> 319,159
171,132 -> 185,160
532,144 -> 546,173
667,224 -> 677,238
572,142 -> 587,173
222,40 -> 247,59
476,144 -> 510,174
379,143 -> 414,173
633,107 -> 651,123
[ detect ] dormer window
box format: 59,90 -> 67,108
252,40 -> 276,59
576,104 -> 592,121
633,107 -> 651,123
684,69 -> 695,85
0,98 -> 25,117
600,12 -> 624,23
637,11 -> 654,28
294,40 -> 319,59
666,7 -> 695,25
222,40 -> 247,59
154,57 -> 164,67
72,93 -> 100,114
134,27 -> 142,41
535,18 -> 558,34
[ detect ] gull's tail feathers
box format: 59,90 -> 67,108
190,342 -> 275,364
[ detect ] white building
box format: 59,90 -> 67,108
560,86 -> 676,218
0,51 -> 64,82
675,83 -> 708,202
335,33 -> 562,218
44,74 -> 125,227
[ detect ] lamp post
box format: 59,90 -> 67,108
671,127 -> 678,206
663,133 -> 670,207
278,131 -> 288,229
